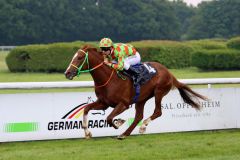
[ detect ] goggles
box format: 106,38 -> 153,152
101,47 -> 111,52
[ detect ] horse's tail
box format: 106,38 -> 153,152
172,77 -> 208,110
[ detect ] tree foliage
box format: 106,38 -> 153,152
0,0 -> 239,45
186,0 -> 240,39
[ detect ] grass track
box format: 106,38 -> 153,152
0,129 -> 240,160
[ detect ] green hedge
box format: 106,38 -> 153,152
132,40 -> 193,68
6,38 -> 239,72
6,40 -> 193,73
192,49 -> 240,70
137,46 -> 192,68
184,39 -> 227,50
6,42 -> 96,72
227,37 -> 240,50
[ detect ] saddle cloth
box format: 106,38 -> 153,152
124,63 -> 157,86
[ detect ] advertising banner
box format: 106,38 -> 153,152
0,88 -> 239,142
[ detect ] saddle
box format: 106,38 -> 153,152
123,63 -> 157,86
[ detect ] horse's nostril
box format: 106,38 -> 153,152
64,71 -> 70,78
64,71 -> 74,80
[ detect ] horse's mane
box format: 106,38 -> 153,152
81,45 -> 103,61
82,44 -> 97,52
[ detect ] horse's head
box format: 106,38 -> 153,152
64,45 -> 102,80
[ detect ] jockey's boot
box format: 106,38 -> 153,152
128,66 -> 141,87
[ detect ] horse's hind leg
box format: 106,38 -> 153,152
118,101 -> 146,139
139,90 -> 166,134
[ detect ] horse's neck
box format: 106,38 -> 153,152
89,53 -> 114,86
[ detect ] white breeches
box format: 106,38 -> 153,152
123,52 -> 141,70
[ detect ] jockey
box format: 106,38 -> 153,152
99,37 -> 141,87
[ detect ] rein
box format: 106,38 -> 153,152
70,49 -> 114,88
95,70 -> 114,88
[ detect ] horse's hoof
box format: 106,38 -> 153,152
117,135 -> 126,140
114,119 -> 126,128
139,126 -> 146,134
85,132 -> 92,139
113,124 -> 119,129
118,119 -> 126,126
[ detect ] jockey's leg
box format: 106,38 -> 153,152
124,52 -> 141,68
127,66 -> 141,87
83,100 -> 107,139
124,52 -> 141,87
106,102 -> 129,129
118,100 -> 146,139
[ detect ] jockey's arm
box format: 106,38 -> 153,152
104,56 -> 124,71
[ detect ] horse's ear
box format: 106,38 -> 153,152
82,44 -> 92,50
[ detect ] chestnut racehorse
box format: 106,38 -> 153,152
64,45 -> 207,139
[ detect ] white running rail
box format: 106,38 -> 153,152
0,78 -> 240,89
0,46 -> 16,51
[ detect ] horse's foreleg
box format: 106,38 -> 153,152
118,101 -> 146,139
106,102 -> 128,129
83,100 -> 106,139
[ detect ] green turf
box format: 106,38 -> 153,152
0,67 -> 239,82
0,72 -> 93,82
171,67 -> 240,79
0,129 -> 240,160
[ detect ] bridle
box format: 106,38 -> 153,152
70,49 -> 103,76
70,49 -> 114,88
